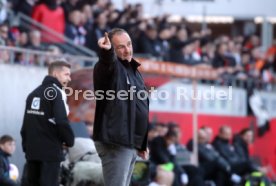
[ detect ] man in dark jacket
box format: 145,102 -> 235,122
213,126 -> 256,178
196,128 -> 231,186
150,131 -> 187,186
20,60 -> 75,186
93,28 -> 149,186
233,128 -> 267,173
0,135 -> 17,186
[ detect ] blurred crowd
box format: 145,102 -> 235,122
0,0 -> 276,83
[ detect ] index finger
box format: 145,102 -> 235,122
104,32 -> 109,43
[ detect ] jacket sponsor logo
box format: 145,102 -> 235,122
31,97 -> 40,110
26,110 -> 45,115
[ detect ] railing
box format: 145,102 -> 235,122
16,12 -> 97,57
1,45 -> 275,91
0,46 -> 98,69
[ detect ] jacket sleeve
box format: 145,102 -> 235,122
98,48 -> 116,65
171,37 -> 199,49
52,91 -> 74,147
93,48 -> 117,91
20,103 -> 28,153
95,48 -> 116,76
0,158 -> 17,186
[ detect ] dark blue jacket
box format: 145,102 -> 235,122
0,149 -> 17,186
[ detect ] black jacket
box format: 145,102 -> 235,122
0,149 -> 17,186
212,136 -> 241,166
212,54 -> 236,68
21,76 -> 74,161
233,135 -> 259,170
198,143 -> 231,173
150,136 -> 172,164
187,140 -> 230,173
233,135 -> 249,162
150,137 -> 187,179
93,48 -> 149,151
136,32 -> 163,59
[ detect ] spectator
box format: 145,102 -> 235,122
201,42 -> 215,65
233,128 -> 253,161
14,0 -> 37,16
44,45 -> 62,66
17,29 -> 28,47
155,123 -> 169,137
32,0 -> 65,43
192,128 -> 232,186
27,30 -> 46,50
267,40 -> 276,73
158,25 -> 172,61
93,0 -> 109,10
0,48 -> 9,63
136,24 -> 163,59
65,9 -> 86,46
213,126 -> 256,178
241,50 -> 251,75
251,47 -> 265,78
168,123 -> 206,186
150,131 -> 189,186
228,41 -> 242,65
169,26 -> 199,63
0,135 -> 17,186
147,124 -> 159,146
81,4 -> 94,32
244,35 -> 260,50
233,128 -> 268,174
212,42 -> 236,68
61,0 -> 79,21
0,0 -> 8,24
47,44 -> 61,54
182,42 -> 202,65
149,164 -> 174,186
86,10 -> 110,53
0,22 -> 9,45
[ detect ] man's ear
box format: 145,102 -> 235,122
52,70 -> 58,78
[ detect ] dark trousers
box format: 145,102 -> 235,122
183,165 -> 205,186
231,161 -> 255,176
26,160 -> 60,186
200,162 -> 230,186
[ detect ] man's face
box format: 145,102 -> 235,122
112,33 -> 133,62
243,131 -> 253,144
198,129 -> 208,144
0,25 -> 8,40
0,141 -> 16,155
205,127 -> 213,143
220,127 -> 232,141
53,67 -> 71,87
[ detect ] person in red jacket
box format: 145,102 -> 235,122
32,0 -> 65,43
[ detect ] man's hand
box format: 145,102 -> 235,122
98,32 -> 112,50
138,148 -> 149,160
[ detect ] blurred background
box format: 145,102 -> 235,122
0,0 -> 276,185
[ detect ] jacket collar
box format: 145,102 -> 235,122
42,75 -> 63,88
118,57 -> 141,70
